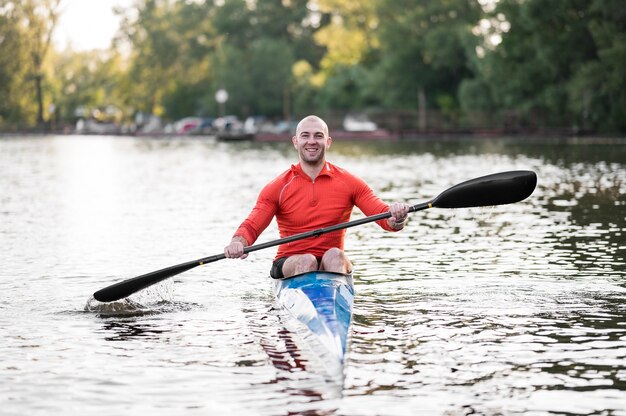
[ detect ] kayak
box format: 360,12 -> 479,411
273,271 -> 354,381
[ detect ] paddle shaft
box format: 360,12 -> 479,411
93,170 -> 537,302
92,202 -> 429,302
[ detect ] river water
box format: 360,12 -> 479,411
1,135 -> 624,415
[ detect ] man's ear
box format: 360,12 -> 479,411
292,135 -> 297,148
326,136 -> 332,149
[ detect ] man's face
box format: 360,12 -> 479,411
292,118 -> 332,165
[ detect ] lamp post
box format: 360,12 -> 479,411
215,89 -> 228,117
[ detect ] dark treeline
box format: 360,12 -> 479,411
1,0 -> 624,134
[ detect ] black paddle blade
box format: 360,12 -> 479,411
93,261 -> 200,302
432,170 -> 537,208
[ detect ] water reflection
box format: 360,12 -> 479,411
101,321 -> 174,342
241,300 -> 346,405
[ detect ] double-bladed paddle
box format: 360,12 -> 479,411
93,170 -> 537,302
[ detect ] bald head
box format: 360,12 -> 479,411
296,115 -> 329,138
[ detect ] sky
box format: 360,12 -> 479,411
54,0 -> 134,51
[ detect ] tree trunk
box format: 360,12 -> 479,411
35,73 -> 44,128
283,86 -> 291,123
418,86 -> 427,132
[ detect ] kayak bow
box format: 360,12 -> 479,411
273,271 -> 354,380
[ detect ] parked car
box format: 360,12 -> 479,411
214,115 -> 252,141
274,119 -> 298,134
244,116 -> 282,134
213,115 -> 243,132
75,118 -> 120,134
343,113 -> 378,132
198,117 -> 215,133
135,113 -> 162,133
174,117 -> 203,134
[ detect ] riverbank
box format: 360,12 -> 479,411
2,128 -> 626,145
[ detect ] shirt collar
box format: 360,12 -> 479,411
291,162 -> 334,179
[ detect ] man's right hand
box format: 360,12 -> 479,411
224,236 -> 248,259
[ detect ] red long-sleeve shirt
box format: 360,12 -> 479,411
234,162 -> 397,259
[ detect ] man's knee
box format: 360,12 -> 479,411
283,254 -> 319,277
297,254 -> 319,271
322,247 -> 344,262
320,248 -> 351,273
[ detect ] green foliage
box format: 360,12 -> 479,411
211,38 -> 294,117
568,0 -> 626,132
209,0 -> 317,117
1,0 -> 624,133
0,4 -> 32,125
313,64 -> 374,111
461,0 -> 626,132
47,50 -> 127,122
0,0 -> 60,127
369,0 -> 481,110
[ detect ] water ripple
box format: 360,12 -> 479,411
1,136 -> 625,415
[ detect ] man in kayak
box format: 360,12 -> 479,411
224,115 -> 410,278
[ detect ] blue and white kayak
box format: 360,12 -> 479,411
273,271 -> 354,377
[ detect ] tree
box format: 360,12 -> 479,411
567,0 -> 626,132
0,1 -> 30,126
370,0 -> 481,129
306,0 -> 379,111
210,0 -> 321,119
23,0 -> 61,126
116,0 -> 318,120
47,49 -> 128,125
116,0 -> 218,118
461,0 -> 626,133
0,0 -> 60,128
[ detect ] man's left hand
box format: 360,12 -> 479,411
388,202 -> 410,229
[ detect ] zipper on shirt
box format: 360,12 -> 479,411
310,178 -> 318,206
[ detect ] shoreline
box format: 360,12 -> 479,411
2,129 -> 625,145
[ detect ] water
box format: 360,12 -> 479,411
1,135 -> 624,415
